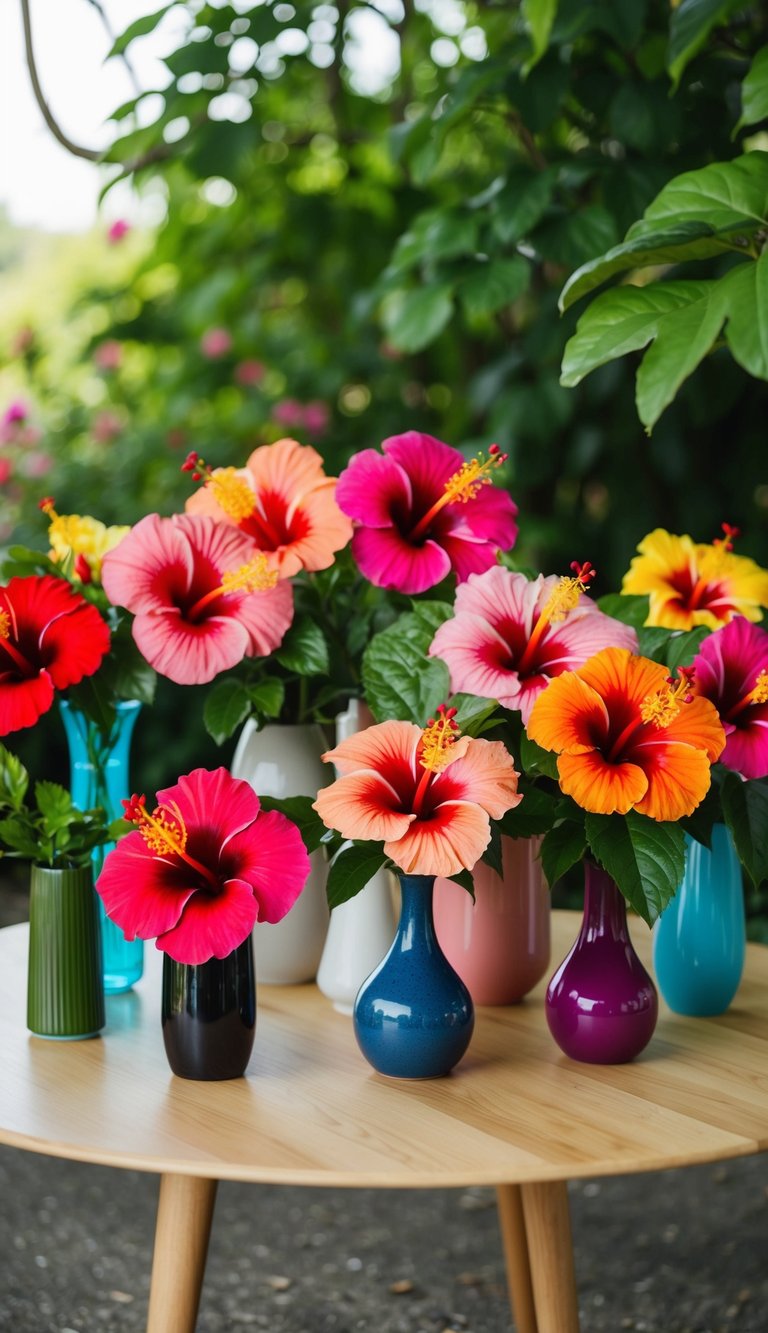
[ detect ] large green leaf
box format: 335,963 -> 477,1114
523,0 -> 559,70
561,282 -> 713,386
382,285 -> 455,353
203,679 -> 253,745
735,46 -> 768,135
459,258 -> 530,319
558,224 -> 735,311
326,843 -> 390,910
540,819 -> 587,887
492,173 -> 554,244
668,0 -> 746,90
275,616 -> 330,677
362,606 -> 452,724
719,247 -> 768,379
634,281 -> 732,431
720,773 -> 768,888
108,4 -> 173,57
584,812 -> 686,925
498,785 -> 561,839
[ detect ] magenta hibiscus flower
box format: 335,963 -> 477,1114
335,432 -> 518,594
0,574 -> 111,735
691,616 -> 768,779
96,767 -> 311,964
429,563 -> 638,724
101,513 -> 294,685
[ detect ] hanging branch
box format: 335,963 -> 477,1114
21,0 -> 103,161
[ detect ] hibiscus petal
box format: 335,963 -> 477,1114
527,671 -> 608,755
235,580 -> 294,657
157,877 -> 259,964
578,647 -> 666,713
96,832 -> 195,940
4,575 -> 110,692
721,716 -> 768,780
432,738 -> 521,819
456,480 -> 519,548
0,670 -> 54,735
157,767 -> 262,851
324,719 -> 420,779
438,532 -> 503,584
645,694 -> 725,764
382,431 -> 460,494
245,437 -> 328,502
132,609 -> 250,685
351,526 -> 451,594
224,809 -> 311,923
280,485 -> 353,574
385,801 -> 491,877
101,514 -> 194,614
556,751 -> 648,815
174,511 -> 259,573
633,742 -> 713,821
314,772 -> 415,842
336,448 -> 412,527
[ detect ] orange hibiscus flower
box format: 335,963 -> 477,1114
184,437 -> 353,578
313,708 -> 522,878
527,647 -> 725,821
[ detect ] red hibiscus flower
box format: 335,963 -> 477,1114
0,575 -> 111,735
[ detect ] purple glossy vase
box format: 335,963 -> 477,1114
546,861 -> 658,1064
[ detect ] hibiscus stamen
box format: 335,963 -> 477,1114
605,669 -> 694,761
713,522 -> 741,555
408,445 -> 508,543
686,524 -> 742,609
183,453 -> 285,546
0,599 -> 33,674
516,561 -> 596,676
413,704 -> 460,813
187,554 -> 279,620
727,667 -> 768,719
122,793 -> 218,888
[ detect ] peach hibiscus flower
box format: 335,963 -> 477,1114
313,707 -> 522,878
184,437 -> 353,578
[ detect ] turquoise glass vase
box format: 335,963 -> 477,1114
59,699 -> 144,994
353,873 -> 474,1079
653,825 -> 745,1016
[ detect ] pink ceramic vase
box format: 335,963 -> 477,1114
433,837 -> 550,1005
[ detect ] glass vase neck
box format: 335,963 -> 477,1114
581,861 -> 630,941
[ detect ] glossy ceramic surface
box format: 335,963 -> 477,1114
161,936 -> 256,1080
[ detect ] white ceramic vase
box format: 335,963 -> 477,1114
230,721 -> 331,984
316,700 -> 398,1014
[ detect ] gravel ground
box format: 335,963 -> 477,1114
1,878 -> 767,1333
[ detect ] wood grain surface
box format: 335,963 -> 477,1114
0,916 -> 766,1187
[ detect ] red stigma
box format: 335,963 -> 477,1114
122,793 -> 146,823
181,451 -> 200,474
38,496 -> 55,513
570,560 -> 597,586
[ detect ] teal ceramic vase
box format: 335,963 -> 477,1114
59,699 -> 144,993
653,825 -> 746,1016
27,864 -> 105,1039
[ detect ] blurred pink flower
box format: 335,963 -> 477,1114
0,458 -> 11,484
272,398 -> 305,428
235,359 -> 265,387
19,451 -> 53,478
107,219 -> 131,243
2,400 -> 28,427
94,340 -> 122,372
200,327 -> 233,359
93,411 -> 123,443
303,400 -> 329,436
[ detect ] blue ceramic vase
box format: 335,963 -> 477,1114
653,825 -> 745,1016
59,699 -> 144,994
353,873 -> 474,1079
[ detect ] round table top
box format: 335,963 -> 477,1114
1,915 -> 767,1188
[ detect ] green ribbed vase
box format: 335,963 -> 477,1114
27,865 -> 106,1040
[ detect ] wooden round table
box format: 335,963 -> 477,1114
0,915 -> 766,1333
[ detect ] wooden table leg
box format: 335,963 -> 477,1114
520,1181 -> 580,1333
496,1184 -> 538,1333
147,1172 -> 218,1333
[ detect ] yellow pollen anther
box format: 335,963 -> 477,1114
752,669 -> 768,705
640,676 -> 691,729
137,800 -> 188,857
210,468 -> 257,522
540,576 -> 583,626
442,454 -> 498,506
0,611 -> 10,640
419,708 -> 460,774
221,554 -> 279,595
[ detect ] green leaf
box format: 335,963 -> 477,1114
720,247 -> 768,379
247,677 -> 285,720
523,0 -> 559,70
679,783 -> 721,850
0,745 -> 29,811
447,867 -> 476,897
409,600 -> 456,636
492,173 -> 554,244
665,627 -> 710,673
584,812 -> 686,925
636,626 -> 672,662
561,281 -> 714,386
735,46 -> 768,135
326,843 -> 389,910
498,785 -> 560,839
390,212 -> 479,271
34,782 -> 75,834
635,151 -> 768,235
362,608 -> 451,724
596,593 -> 650,629
668,0 -> 745,90
203,679 -> 253,745
275,616 -> 330,677
449,694 -> 500,738
258,795 -> 330,855
520,732 -> 560,780
540,820 -> 587,887
0,816 -> 40,860
720,773 -> 768,888
108,4 -> 172,57
537,206 -> 619,271
459,258 -> 530,319
381,285 -> 455,354
635,281 -> 731,431
482,821 -> 504,877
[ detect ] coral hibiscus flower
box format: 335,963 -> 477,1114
690,616 -> 768,779
184,437 -> 353,578
429,563 -> 638,724
313,707 -> 522,878
335,432 -> 518,595
621,526 -> 768,630
0,575 -> 111,735
101,513 -> 294,685
96,767 -> 311,964
527,647 -> 726,821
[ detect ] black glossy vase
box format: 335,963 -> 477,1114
161,937 -> 256,1080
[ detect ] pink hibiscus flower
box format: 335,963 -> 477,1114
313,707 -> 522,878
691,616 -> 768,779
429,563 -> 638,724
335,432 -> 518,595
101,513 -> 294,685
184,437 -> 353,578
0,575 -> 111,735
96,767 -> 311,964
